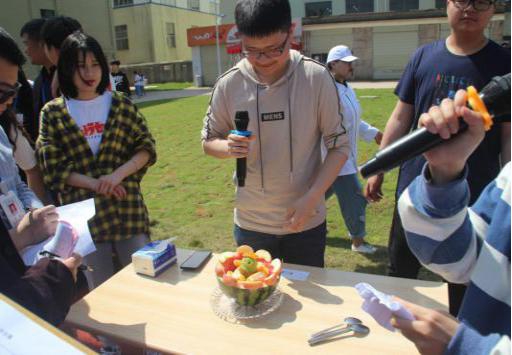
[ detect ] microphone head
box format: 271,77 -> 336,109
480,73 -> 511,118
235,111 -> 250,131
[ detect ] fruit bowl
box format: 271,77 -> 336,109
215,245 -> 282,306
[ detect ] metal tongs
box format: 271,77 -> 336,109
308,317 -> 369,346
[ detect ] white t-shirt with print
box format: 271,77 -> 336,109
65,92 -> 112,156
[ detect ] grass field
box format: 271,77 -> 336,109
138,89 -> 437,280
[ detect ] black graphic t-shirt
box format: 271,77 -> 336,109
395,39 -> 510,203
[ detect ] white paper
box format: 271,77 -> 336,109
282,268 -> 310,281
21,199 -> 96,265
355,282 -> 415,331
0,298 -> 86,354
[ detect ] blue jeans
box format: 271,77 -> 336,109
234,222 -> 326,267
135,85 -> 143,96
326,174 -> 367,238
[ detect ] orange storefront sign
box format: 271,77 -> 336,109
187,24 -> 239,46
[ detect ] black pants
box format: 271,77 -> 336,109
387,206 -> 467,316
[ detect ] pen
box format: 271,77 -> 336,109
39,250 -> 93,272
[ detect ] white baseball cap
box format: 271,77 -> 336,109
326,45 -> 358,64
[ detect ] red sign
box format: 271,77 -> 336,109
187,24 -> 238,46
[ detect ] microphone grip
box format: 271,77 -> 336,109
237,158 -> 247,187
360,119 -> 468,178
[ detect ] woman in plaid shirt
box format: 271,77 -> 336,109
37,32 -> 156,288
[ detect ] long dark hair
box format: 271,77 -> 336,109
58,32 -> 110,99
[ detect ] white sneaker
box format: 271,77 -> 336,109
351,243 -> 377,254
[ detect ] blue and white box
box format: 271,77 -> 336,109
132,240 -> 177,277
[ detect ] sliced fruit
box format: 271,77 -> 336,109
236,245 -> 254,256
215,263 -> 225,277
263,273 -> 279,286
239,257 -> 258,276
255,249 -> 271,262
256,262 -> 269,275
270,259 -> 282,275
222,257 -> 237,272
237,280 -> 264,289
246,271 -> 267,282
232,268 -> 246,281
217,251 -> 236,263
221,273 -> 237,287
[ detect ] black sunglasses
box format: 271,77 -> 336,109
0,82 -> 21,104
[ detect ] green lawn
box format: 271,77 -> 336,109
145,82 -> 194,91
139,89 -> 438,280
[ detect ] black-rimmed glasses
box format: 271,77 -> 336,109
241,33 -> 290,60
0,82 -> 21,104
452,0 -> 495,12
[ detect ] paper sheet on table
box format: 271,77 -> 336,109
0,295 -> 90,354
21,199 -> 96,265
355,282 -> 415,331
282,268 -> 310,281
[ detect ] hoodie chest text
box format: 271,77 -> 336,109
261,111 -> 285,122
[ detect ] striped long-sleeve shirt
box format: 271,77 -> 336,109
0,125 -> 42,229
398,162 -> 511,355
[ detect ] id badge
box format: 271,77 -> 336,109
0,191 -> 26,229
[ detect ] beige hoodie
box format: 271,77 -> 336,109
202,50 -> 350,235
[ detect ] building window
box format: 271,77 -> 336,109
115,25 -> 129,50
166,22 -> 176,48
346,0 -> 374,13
188,0 -> 200,10
40,9 -> 55,18
435,0 -> 446,9
113,0 -> 134,8
305,1 -> 332,17
389,0 -> 419,11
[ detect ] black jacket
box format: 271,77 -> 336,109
112,71 -> 131,97
0,222 -> 77,325
30,66 -> 54,142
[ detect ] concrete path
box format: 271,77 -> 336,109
132,81 -> 396,104
350,81 -> 397,89
132,88 -> 211,104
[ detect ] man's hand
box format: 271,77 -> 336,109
226,134 -> 256,158
419,90 -> 486,184
374,131 -> 383,145
60,253 -> 83,282
364,174 -> 384,202
392,297 -> 459,355
283,194 -> 318,233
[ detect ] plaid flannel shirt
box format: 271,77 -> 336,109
36,91 -> 156,242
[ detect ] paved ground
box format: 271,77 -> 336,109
132,81 -> 397,104
132,88 -> 211,104
350,81 -> 397,89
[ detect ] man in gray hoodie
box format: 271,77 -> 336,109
201,0 -> 350,267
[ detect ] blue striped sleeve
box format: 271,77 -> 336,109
398,164 -> 478,283
446,323 -> 510,355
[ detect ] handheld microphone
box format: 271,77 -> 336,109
360,73 -> 511,179
234,111 -> 250,187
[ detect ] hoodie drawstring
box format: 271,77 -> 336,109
287,78 -> 293,183
256,84 -> 265,193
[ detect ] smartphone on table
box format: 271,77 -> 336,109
180,250 -> 212,270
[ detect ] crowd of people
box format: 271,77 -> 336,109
0,0 -> 509,354
0,13 -> 156,331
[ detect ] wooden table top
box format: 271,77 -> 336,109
66,249 -> 447,354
